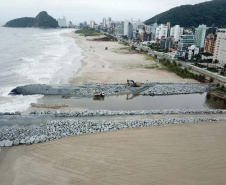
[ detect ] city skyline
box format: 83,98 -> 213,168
0,0 -> 211,25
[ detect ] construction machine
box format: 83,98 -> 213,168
127,80 -> 140,87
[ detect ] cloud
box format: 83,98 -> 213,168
0,0 -> 211,24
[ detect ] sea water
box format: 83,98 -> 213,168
0,27 -> 83,112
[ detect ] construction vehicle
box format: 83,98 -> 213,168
93,91 -> 105,97
127,80 -> 140,87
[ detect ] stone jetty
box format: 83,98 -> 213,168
10,82 -> 212,97
0,109 -> 226,147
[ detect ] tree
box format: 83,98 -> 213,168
213,59 -> 219,67
224,63 -> 226,69
209,77 -> 214,83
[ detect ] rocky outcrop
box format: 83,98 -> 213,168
4,11 -> 58,28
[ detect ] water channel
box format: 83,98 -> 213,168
28,92 -> 226,112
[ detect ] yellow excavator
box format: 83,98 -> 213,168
127,80 -> 140,87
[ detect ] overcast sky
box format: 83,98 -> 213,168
0,0 -> 211,24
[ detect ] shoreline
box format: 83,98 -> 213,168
1,31 -> 226,184
66,32 -> 196,84
1,121 -> 226,184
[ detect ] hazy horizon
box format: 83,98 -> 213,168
1,0 -> 211,25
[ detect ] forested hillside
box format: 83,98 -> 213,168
145,0 -> 226,27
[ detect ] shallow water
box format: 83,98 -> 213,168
27,92 -> 226,112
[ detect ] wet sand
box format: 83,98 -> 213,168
1,121 -> 226,185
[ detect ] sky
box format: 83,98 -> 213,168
0,0 -> 211,25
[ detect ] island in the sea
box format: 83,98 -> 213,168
4,11 -> 58,28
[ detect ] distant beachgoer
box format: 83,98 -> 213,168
105,47 -> 108,50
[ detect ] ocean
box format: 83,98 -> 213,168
0,27 -> 83,112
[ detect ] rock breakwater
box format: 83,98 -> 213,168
30,109 -> 226,117
0,108 -> 226,147
10,82 -> 212,97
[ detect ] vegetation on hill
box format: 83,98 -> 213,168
33,11 -> 58,28
75,28 -> 102,36
145,0 -> 226,27
4,17 -> 35,27
4,11 -> 58,28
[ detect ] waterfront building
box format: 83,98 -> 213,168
90,20 -> 95,28
79,23 -> 84,29
185,45 -> 200,60
194,24 -> 207,48
57,16 -> 67,28
115,22 -> 124,36
150,21 -> 158,40
133,29 -> 138,39
160,37 -> 173,50
170,25 -> 183,42
177,33 -> 194,57
103,18 -> 107,29
204,33 -> 216,54
124,20 -> 129,36
213,28 -> 226,67
68,21 -> 73,28
84,21 -> 88,28
128,22 -> 133,38
107,17 -> 111,28
156,24 -> 168,40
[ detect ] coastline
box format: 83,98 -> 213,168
65,32 -> 196,84
1,31 -> 226,184
1,121 -> 226,184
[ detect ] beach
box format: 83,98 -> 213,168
0,121 -> 226,185
66,32 -> 195,84
0,32 -> 226,185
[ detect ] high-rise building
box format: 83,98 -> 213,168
128,22 -> 133,38
90,20 -> 95,28
124,20 -> 129,36
213,28 -> 226,67
170,25 -> 183,42
177,34 -> 194,57
150,22 -> 158,40
156,24 -> 168,40
160,37 -> 173,50
84,21 -> 88,28
57,16 -> 67,28
194,24 -> 207,48
204,33 -> 216,54
107,17 -> 111,28
103,18 -> 107,29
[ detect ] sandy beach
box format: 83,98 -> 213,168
66,32 -> 195,84
1,121 -> 226,185
0,32 -> 226,185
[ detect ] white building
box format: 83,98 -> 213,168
90,20 -> 95,28
170,25 -> 183,42
213,28 -> 226,67
103,18 -> 107,29
57,16 -> 67,28
156,24 -> 168,40
186,45 -> 199,60
106,17 -> 111,28
124,20 -> 129,36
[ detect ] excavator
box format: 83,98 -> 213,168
127,80 -> 140,87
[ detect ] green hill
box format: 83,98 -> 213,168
145,0 -> 226,27
4,11 -> 58,28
